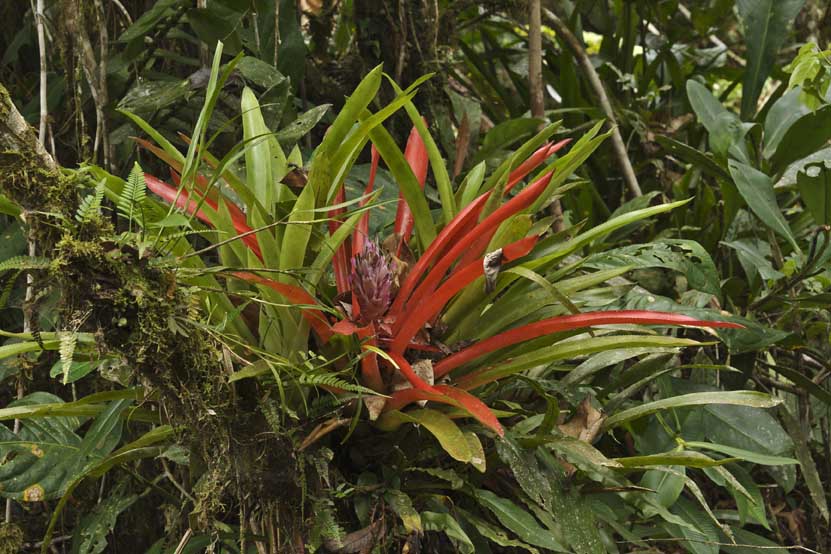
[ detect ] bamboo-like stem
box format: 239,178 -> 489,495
542,8 -> 643,198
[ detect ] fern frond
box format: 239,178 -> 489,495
0,256 -> 51,274
58,331 -> 77,384
298,373 -> 378,395
309,498 -> 344,551
0,271 -> 20,309
117,162 -> 147,229
75,181 -> 106,223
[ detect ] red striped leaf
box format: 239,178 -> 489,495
435,311 -> 743,379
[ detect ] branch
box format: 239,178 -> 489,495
542,8 -> 642,198
0,84 -> 56,172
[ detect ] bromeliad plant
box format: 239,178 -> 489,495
134,87 -> 741,441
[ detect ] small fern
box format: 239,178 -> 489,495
58,331 -> 77,385
0,271 -> 20,309
298,373 -> 378,395
308,498 -> 344,551
0,256 -> 51,274
117,162 -> 147,231
75,181 -> 106,223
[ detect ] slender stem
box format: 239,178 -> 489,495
542,8 -> 642,198
35,0 -> 47,145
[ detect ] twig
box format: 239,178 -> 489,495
160,458 -> 196,503
542,8 -> 642,198
173,529 -> 193,554
110,0 -> 132,25
616,537 -> 820,553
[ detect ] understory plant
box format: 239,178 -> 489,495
0,44 -> 800,554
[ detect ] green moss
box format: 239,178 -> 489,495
0,523 -> 23,554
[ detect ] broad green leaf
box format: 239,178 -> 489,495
474,489 -> 565,551
0,193 -> 20,217
421,512 -> 475,554
528,199 -> 690,270
723,528 -> 789,554
604,391 -> 781,429
279,183 -> 315,277
671,379 -> 794,457
0,395 -> 129,501
241,86 -> 279,210
727,160 -> 800,252
385,490 -> 421,532
722,239 -> 784,283
641,467 -> 686,509
666,496 -> 720,554
275,104 -> 330,145
457,508 -> 541,553
49,359 -> 99,384
770,104 -> 831,171
655,135 -> 730,181
71,483 -> 137,554
737,0 -> 807,118
797,160 -> 831,225
587,239 -> 721,297
686,80 -> 750,163
496,436 -> 552,510
763,88 -> 810,159
375,409 -> 471,463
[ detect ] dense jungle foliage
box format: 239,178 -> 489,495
0,1 -> 830,553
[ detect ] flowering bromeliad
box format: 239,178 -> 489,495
140,127 -> 741,437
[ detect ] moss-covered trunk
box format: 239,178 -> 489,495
0,83 -> 308,553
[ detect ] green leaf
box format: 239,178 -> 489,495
686,80 -> 750,164
779,406 -> 830,521
71,483 -> 137,554
241,86 -> 279,211
797,160 -> 831,225
474,489 -> 565,551
763,88 -> 810,159
723,528 -> 789,554
670,380 -> 794,457
737,0 -> 807,118
375,409 -> 472,463
275,104 -> 330,145
0,193 -> 20,217
0,395 -> 129,501
654,135 -> 731,181
615,450 -> 737,468
727,160 -> 800,252
457,508 -> 541,553
421,512 -> 475,554
770,104 -> 831,171
684,441 -> 797,466
604,391 -> 781,429
496,436 -> 552,510
385,490 -> 421,532
586,239 -> 721,297
49,359 -> 99,384
666,496 -> 720,554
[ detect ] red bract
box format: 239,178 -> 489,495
394,125 -> 429,255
